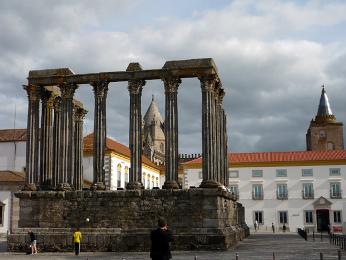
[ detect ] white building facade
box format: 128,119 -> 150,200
183,150 -> 346,233
83,133 -> 163,190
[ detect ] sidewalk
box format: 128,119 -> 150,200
0,233 -> 343,259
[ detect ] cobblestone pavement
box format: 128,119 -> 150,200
0,232 -> 344,259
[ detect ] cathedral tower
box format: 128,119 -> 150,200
306,86 -> 344,151
143,95 -> 165,164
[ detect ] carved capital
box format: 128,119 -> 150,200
53,97 -> 62,112
218,88 -> 225,104
128,80 -> 145,95
59,83 -> 78,99
163,77 -> 181,93
41,89 -> 55,109
199,76 -> 218,92
74,107 -> 88,121
91,80 -> 109,98
23,85 -> 40,101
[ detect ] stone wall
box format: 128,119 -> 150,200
8,188 -> 249,251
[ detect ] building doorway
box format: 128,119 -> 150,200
316,209 -> 330,232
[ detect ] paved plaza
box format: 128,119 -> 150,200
0,232 -> 343,259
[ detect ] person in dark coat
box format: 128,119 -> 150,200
150,218 -> 172,260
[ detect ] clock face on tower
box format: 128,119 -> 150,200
319,130 -> 326,138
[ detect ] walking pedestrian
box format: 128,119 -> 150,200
271,223 -> 275,233
73,227 -> 82,256
150,218 -> 172,260
28,229 -> 37,255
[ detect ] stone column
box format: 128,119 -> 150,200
57,83 -> 78,191
217,89 -> 225,185
23,85 -> 40,191
199,77 -> 221,188
213,87 -> 219,183
39,89 -> 54,189
162,77 -> 181,189
224,111 -> 229,187
52,97 -> 62,188
126,80 -> 145,190
91,81 -> 108,190
73,106 -> 87,190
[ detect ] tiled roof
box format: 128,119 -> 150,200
0,171 -> 25,182
83,133 -> 160,170
0,129 -> 27,142
183,150 -> 346,166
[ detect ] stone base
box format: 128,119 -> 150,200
162,180 -> 179,189
125,181 -> 143,190
199,180 -> 222,188
9,189 -> 249,252
56,183 -> 73,191
22,183 -> 37,191
90,182 -> 106,191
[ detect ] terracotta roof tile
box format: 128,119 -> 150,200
183,150 -> 346,165
0,171 -> 25,182
83,133 -> 160,170
0,129 -> 27,142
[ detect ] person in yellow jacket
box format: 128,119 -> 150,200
73,228 -> 82,255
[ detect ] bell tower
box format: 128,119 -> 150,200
306,86 -> 344,151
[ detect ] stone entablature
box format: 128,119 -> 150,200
8,189 -> 248,251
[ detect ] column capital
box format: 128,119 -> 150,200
41,89 -> 56,109
128,80 -> 145,94
162,77 -> 181,93
91,80 -> 109,98
218,88 -> 225,104
23,84 -> 40,101
199,76 -> 219,92
74,107 -> 88,122
59,83 -> 78,99
53,97 -> 62,111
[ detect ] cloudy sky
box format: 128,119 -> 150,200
1,0 -> 345,153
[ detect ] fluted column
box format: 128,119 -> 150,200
23,85 -> 40,191
39,89 -> 54,189
57,83 -> 78,191
52,97 -> 62,188
162,77 -> 181,189
126,80 -> 145,190
217,89 -> 225,185
91,81 -> 108,190
224,111 -> 229,187
199,77 -> 221,188
73,106 -> 87,190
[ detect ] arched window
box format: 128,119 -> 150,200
125,166 -> 129,187
147,174 -> 151,189
327,142 -> 335,150
156,177 -> 159,188
117,164 -> 122,188
143,173 -> 146,188
152,176 -> 155,188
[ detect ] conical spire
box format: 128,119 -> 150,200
143,95 -> 163,125
317,85 -> 333,117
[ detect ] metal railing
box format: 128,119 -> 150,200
252,192 -> 263,200
276,191 -> 288,200
302,190 -> 314,199
330,190 -> 342,199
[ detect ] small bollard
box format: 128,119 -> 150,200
236,253 -> 239,260
338,250 -> 341,260
195,256 -> 198,260
320,252 -> 323,260
272,252 -> 276,260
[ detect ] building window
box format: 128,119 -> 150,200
254,211 -> 263,225
327,142 -> 335,150
143,173 -> 146,188
229,185 -> 239,198
279,211 -> 288,224
330,182 -> 342,199
252,184 -> 263,200
198,171 -> 203,179
276,169 -> 287,177
229,170 -> 239,178
329,168 -> 341,176
276,184 -> 288,200
125,166 -> 129,186
147,174 -> 151,189
302,169 -> 313,177
156,177 -> 159,187
0,203 -> 4,226
333,211 -> 342,223
304,211 -> 313,224
252,170 -> 263,178
117,164 -> 122,188
302,183 -> 314,199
